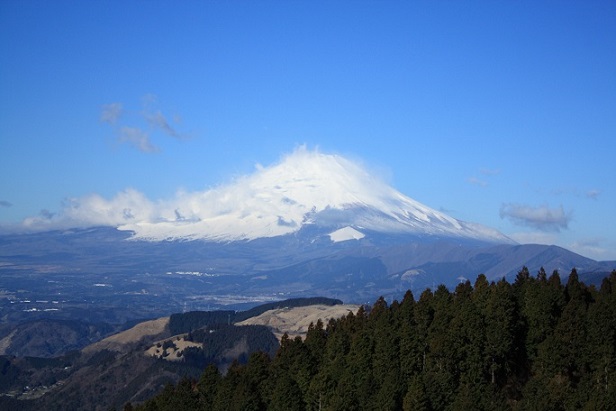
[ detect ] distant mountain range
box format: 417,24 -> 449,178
0,150 -> 613,324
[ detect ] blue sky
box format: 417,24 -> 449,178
1,1 -> 615,260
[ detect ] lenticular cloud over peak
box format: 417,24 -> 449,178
19,147 -> 513,243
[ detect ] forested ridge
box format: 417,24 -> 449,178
168,297 -> 343,335
133,268 -> 616,410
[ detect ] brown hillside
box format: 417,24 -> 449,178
236,304 -> 360,340
83,316 -> 169,353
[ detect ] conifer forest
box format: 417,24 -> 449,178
133,268 -> 616,410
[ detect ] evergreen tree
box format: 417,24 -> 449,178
522,269 -> 558,362
585,271 -> 616,408
212,361 -> 242,411
399,290 -> 421,382
450,280 -> 485,388
133,270 -> 616,411
304,319 -> 326,370
339,325 -> 374,409
425,285 -> 456,409
414,289 -> 434,374
197,364 -> 220,409
484,279 -> 517,387
555,269 -> 590,383
269,371 -> 304,411
370,297 -> 402,409
403,375 -> 431,411
305,317 -> 350,409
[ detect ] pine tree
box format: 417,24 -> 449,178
304,319 -> 326,370
399,290 -> 421,382
305,317 -> 350,410
414,289 -> 434,374
269,371 -> 304,411
339,325 -> 374,409
450,280 -> 485,388
484,279 -> 516,387
212,361 -> 242,411
402,375 -> 430,411
370,297 -> 402,409
585,271 -> 616,407
197,364 -> 221,409
425,285 -> 456,409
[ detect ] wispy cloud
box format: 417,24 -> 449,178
479,168 -> 500,176
500,203 -> 571,232
507,231 -> 611,261
141,93 -> 186,140
38,209 -> 55,220
586,189 -> 601,200
119,127 -> 159,153
467,177 -> 488,187
22,189 -> 156,229
144,110 -> 184,140
101,95 -> 187,153
467,167 -> 500,187
0,200 -> 12,208
508,231 -> 558,245
569,238 -> 610,260
100,103 -> 123,125
546,186 -> 602,200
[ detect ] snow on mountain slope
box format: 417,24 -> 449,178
22,147 -> 513,244
119,148 -> 511,243
329,227 -> 366,243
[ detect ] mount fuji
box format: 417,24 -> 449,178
26,148 -> 512,245
121,149 -> 514,243
1,148 -> 613,323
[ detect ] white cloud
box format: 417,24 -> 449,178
507,232 -> 611,261
586,189 -> 601,200
101,95 -> 187,153
479,168 -> 500,176
100,103 -> 123,124
119,127 -> 158,153
467,167 -> 500,187
508,231 -> 558,245
467,176 -> 487,187
568,238 -> 611,261
500,203 -> 571,232
22,189 -> 157,229
144,110 -> 184,140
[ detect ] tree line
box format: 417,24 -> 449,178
131,268 -> 616,410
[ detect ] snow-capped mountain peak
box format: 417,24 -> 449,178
118,148 -> 510,243
22,147 -> 513,244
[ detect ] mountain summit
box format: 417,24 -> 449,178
20,148 -> 512,244
114,148 -> 512,243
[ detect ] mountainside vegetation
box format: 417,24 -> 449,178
134,268 -> 616,411
0,319 -> 117,358
168,297 -> 343,335
0,298 -> 339,410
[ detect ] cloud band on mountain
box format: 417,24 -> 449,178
22,189 -> 155,229
16,148 -> 512,244
499,203 -> 571,232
